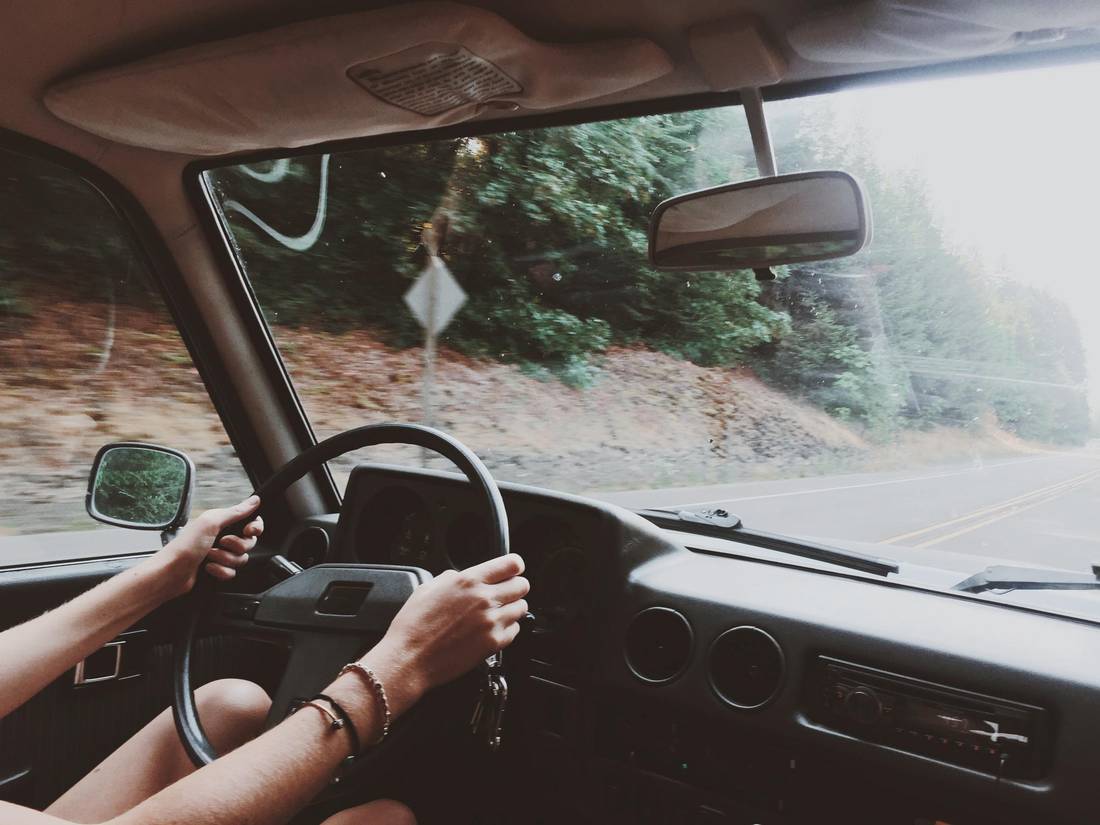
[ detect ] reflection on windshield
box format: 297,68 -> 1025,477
207,61 -> 1100,581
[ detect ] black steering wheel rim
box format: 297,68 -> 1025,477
172,423 -> 509,767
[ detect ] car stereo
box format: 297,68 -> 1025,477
809,657 -> 1048,779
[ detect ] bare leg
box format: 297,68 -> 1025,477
319,799 -> 417,825
44,679 -> 414,825
46,678 -> 270,824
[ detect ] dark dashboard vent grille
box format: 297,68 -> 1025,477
708,626 -> 784,709
625,607 -> 693,683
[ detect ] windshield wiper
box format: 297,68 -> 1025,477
954,564 -> 1100,594
637,507 -> 899,577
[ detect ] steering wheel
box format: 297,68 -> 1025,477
172,423 -> 509,767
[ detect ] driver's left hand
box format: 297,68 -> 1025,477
159,495 -> 264,596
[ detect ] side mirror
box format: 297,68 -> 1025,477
86,443 -> 195,531
648,170 -> 870,272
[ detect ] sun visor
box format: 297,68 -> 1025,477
43,2 -> 674,155
788,0 -> 1100,64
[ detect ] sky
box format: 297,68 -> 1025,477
806,58 -> 1100,403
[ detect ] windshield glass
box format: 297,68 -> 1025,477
207,60 -> 1100,588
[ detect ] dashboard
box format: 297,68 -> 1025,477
277,464 -> 1100,825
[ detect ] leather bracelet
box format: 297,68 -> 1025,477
338,661 -> 391,745
288,697 -> 358,783
289,699 -> 346,738
313,692 -> 361,757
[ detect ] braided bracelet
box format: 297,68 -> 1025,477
338,661 -> 392,745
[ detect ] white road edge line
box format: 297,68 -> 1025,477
661,455 -> 1052,509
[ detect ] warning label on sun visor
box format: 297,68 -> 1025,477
350,45 -> 522,116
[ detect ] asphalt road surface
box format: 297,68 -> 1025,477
595,447 -> 1100,573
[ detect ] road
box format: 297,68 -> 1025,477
594,447 -> 1100,573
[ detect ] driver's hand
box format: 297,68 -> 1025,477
159,495 -> 263,596
362,554 -> 529,716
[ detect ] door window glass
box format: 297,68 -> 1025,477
0,149 -> 249,553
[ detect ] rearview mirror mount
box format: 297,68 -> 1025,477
648,170 -> 870,273
86,443 -> 195,539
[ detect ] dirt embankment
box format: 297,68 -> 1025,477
0,301 -> 1025,534
280,325 -> 868,491
1,303 -> 249,532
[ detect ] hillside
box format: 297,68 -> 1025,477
281,324 -> 869,492
1,301 -> 1035,537
1,303 -> 867,503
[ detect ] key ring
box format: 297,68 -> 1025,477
471,654 -> 509,750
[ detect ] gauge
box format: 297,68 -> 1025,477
530,544 -> 587,622
511,516 -> 589,624
388,507 -> 433,567
355,486 -> 434,568
445,511 -> 492,570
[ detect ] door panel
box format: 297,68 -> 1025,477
0,556 -> 286,810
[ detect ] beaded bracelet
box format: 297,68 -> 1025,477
338,661 -> 392,745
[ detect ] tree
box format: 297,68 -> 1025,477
213,111 -> 787,377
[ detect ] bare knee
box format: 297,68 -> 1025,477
323,800 -> 416,825
197,677 -> 270,722
195,678 -> 270,752
375,800 -> 416,825
47,680 -> 269,822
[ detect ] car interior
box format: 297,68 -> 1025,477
4,2 -> 1100,824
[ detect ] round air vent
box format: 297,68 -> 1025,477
625,607 -> 693,683
708,626 -> 784,709
285,525 -> 330,569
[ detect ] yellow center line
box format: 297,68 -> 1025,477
881,469 -> 1100,545
916,472 -> 1100,548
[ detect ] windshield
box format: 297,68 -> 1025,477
207,60 -> 1100,593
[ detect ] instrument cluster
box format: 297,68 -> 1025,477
348,480 -> 593,633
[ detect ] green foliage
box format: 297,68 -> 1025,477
754,280 -> 902,431
0,280 -> 30,337
211,111 -> 784,372
0,151 -> 156,331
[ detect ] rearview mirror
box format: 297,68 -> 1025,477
648,170 -> 869,271
86,443 -> 194,530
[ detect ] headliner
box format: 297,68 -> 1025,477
4,1 -> 1100,261
5,0 -> 1100,167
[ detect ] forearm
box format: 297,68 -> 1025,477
114,708 -> 346,825
0,703 -> 354,825
0,553 -> 179,718
112,655 -> 417,825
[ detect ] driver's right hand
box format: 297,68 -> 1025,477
360,554 -> 529,716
